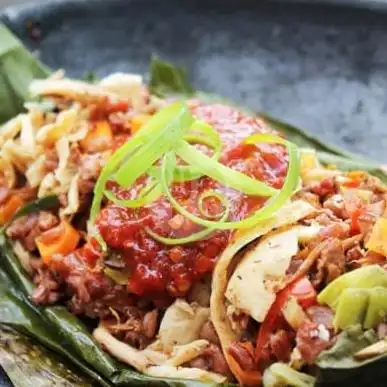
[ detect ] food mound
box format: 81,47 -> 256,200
0,70 -> 386,386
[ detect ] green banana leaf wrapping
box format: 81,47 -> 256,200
0,25 -> 386,387
0,325 -> 93,387
0,24 -> 50,124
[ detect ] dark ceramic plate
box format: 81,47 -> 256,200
1,0 -> 387,385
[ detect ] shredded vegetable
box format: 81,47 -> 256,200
149,119 -> 222,182
175,140 -> 277,197
90,102 -> 191,221
145,226 -> 214,246
161,135 -> 299,230
114,103 -> 193,186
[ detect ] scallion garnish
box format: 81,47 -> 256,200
90,102 -> 300,245
149,119 -> 222,183
197,190 -> 228,219
114,102 -> 193,187
159,134 -> 299,230
175,140 -> 277,197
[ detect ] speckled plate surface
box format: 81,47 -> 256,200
1,0 -> 387,385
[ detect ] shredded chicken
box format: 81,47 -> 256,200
284,241 -> 327,287
228,342 -> 256,371
294,190 -> 322,208
78,153 -> 105,195
269,329 -> 294,363
296,322 -> 332,364
199,321 -> 221,345
142,310 -> 159,339
31,259 -> 61,305
313,238 -> 345,287
323,194 -> 346,218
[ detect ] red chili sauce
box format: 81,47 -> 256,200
94,104 -> 288,299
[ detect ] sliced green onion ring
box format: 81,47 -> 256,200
161,134 -> 299,230
145,178 -> 230,245
90,138 -> 144,221
197,190 -> 227,219
137,178 -> 160,197
145,226 -> 214,246
184,120 -> 221,151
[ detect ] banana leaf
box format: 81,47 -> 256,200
0,24 -> 50,124
0,24 -> 386,387
0,325 -> 93,387
0,268 -> 110,387
0,245 -> 211,387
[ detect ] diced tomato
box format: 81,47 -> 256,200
80,239 -> 104,267
344,191 -> 366,235
194,254 -> 214,274
290,277 -> 317,309
224,143 -> 257,162
255,285 -> 291,362
89,99 -> 129,121
343,179 -> 361,188
349,207 -> 364,234
255,276 -> 316,362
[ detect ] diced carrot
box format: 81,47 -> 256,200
81,120 -> 113,152
36,219 -> 81,264
131,114 -> 150,135
0,195 -> 24,226
343,189 -> 368,234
